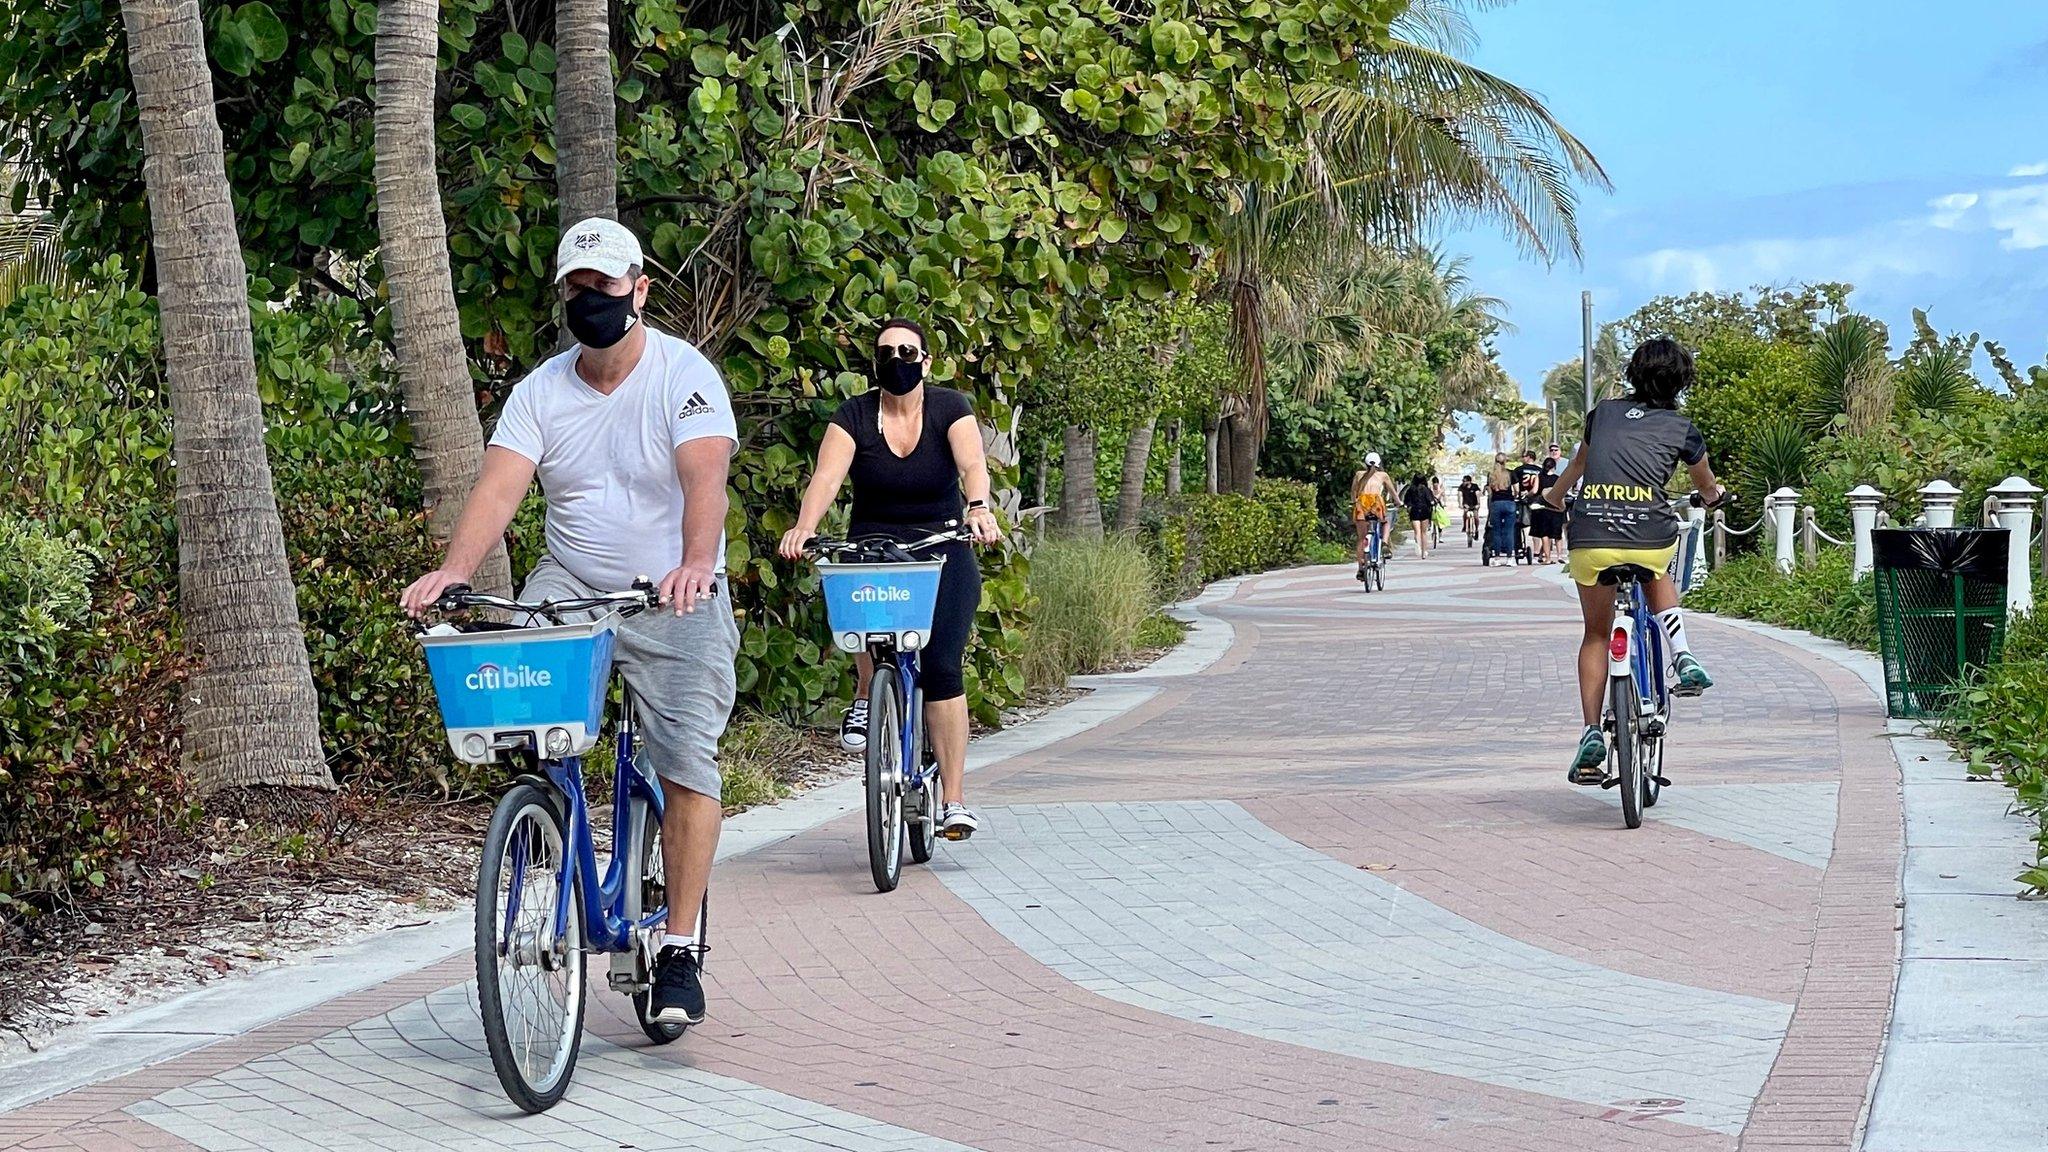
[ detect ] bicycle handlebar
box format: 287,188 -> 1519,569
421,578 -> 662,628
804,525 -> 975,561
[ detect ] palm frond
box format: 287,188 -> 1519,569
0,212 -> 66,311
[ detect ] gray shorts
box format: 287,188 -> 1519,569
519,556 -> 739,800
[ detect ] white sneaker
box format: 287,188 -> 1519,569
840,699 -> 869,751
939,803 -> 980,841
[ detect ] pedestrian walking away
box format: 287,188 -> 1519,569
1403,470 -> 1438,559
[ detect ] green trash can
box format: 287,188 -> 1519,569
1871,527 -> 2010,719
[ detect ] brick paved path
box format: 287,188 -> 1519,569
1,554 -> 1904,1151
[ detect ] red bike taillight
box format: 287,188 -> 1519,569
1609,627 -> 1629,660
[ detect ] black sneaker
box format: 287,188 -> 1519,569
650,945 -> 705,1025
840,699 -> 869,751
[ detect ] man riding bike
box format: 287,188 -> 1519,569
401,218 -> 739,1028
1458,473 -> 1481,543
1541,336 -> 1723,784
1350,452 -> 1399,573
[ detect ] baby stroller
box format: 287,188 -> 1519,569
1480,495 -> 1518,565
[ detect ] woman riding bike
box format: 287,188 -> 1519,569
1350,453 -> 1398,573
779,319 -> 1002,839
1541,337 -> 1723,784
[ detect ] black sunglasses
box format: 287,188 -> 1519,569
876,342 -> 926,364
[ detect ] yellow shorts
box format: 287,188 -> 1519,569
1568,542 -> 1678,587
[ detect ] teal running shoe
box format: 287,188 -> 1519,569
1568,726 -> 1607,785
1673,653 -> 1713,697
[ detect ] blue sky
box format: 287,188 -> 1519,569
1438,0 -> 2048,413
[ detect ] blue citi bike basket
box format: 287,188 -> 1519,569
420,615 -> 619,764
413,582 -> 708,1113
808,528 -> 968,892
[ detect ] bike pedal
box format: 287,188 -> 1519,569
1598,775 -> 1620,790
940,827 -> 973,841
1649,775 -> 1672,787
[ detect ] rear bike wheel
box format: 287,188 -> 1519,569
476,783 -> 585,1112
625,801 -> 706,1045
865,663 -> 905,892
1609,676 -> 1642,829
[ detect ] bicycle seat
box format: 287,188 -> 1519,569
1596,564 -> 1659,586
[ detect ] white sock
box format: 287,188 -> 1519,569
662,933 -> 695,951
1655,607 -> 1691,656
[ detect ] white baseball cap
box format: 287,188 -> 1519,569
554,217 -> 643,282
1364,451 -> 1381,466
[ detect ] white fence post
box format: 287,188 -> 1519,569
1920,479 -> 1961,529
1848,484 -> 1883,579
1770,487 -> 1799,574
1989,476 -> 2042,616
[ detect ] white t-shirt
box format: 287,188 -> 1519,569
490,327 -> 738,591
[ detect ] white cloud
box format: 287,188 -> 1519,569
1626,224 -> 1950,294
1984,185 -> 2048,249
2009,161 -> 2048,177
1929,192 -> 1979,229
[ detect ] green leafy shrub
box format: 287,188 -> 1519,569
1690,549 -> 1876,650
1022,536 -> 1157,689
0,518 -> 96,679
1142,478 -> 1318,598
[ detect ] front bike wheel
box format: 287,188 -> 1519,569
865,663 -> 905,892
1609,676 -> 1642,829
476,783 -> 586,1112
625,801 -> 706,1045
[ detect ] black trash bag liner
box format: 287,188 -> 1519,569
1872,528 -> 2009,579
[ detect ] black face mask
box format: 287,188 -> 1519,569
874,356 -> 923,396
565,288 -> 639,349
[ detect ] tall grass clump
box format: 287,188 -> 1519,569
1023,536 -> 1157,688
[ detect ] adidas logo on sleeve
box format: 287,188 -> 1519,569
677,391 -> 716,420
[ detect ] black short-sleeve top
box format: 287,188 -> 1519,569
829,386 -> 976,527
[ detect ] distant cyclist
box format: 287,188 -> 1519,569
1542,337 -> 1724,784
1402,470 -> 1437,559
778,318 -> 1003,840
1350,453 -> 1399,573
1458,473 -> 1481,542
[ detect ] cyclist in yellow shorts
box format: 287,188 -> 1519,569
1541,336 -> 1725,784
1350,452 -> 1399,573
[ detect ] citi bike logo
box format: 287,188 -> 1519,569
850,585 -> 912,604
466,662 -> 555,691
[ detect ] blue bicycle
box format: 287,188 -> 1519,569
1599,493 -> 1732,828
806,527 -> 970,892
1356,515 -> 1386,592
416,583 -> 708,1112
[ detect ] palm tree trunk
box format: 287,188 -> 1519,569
1224,415 -> 1258,496
375,0 -> 510,596
1114,415 -> 1154,533
1203,414 -> 1219,494
120,0 -> 331,793
1164,419 -> 1183,497
555,0 -> 617,229
1059,424 -> 1102,540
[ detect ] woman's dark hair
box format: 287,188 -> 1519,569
1624,336 -> 1695,409
875,317 -> 926,350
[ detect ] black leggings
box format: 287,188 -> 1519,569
849,523 -> 979,701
